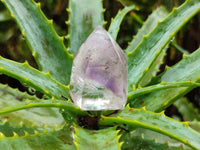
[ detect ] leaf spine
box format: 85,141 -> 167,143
24,77 -> 29,81
65,21 -> 70,25
182,53 -> 188,58
36,2 -> 41,7
34,130 -> 39,135
145,67 -> 149,72
10,13 -> 14,18
21,32 -> 25,36
157,20 -> 161,24
13,132 -> 18,137
184,18 -> 189,23
126,52 -> 131,57
183,121 -> 189,127
32,52 -> 36,57
66,84 -> 70,89
141,106 -> 146,110
59,36 -> 64,41
119,141 -> 124,148
165,65 -> 169,70
160,81 -> 166,84
142,34 -> 147,39
44,90 -> 50,95
23,60 -> 29,65
171,32 -> 175,37
160,110 -> 165,115
66,8 -> 70,12
126,103 -> 131,109
0,132 -> 5,137
127,94 -> 131,99
65,35 -> 69,39
69,53 -> 74,58
45,71 -> 51,76
57,102 -> 62,106
48,19 -> 53,24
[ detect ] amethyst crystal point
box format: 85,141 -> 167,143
70,26 -> 127,110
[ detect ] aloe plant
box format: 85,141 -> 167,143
0,0 -> 200,149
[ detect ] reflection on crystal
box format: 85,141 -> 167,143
70,26 -> 127,110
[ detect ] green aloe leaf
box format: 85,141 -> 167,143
0,123 -> 75,150
73,125 -> 122,150
139,49 -> 166,86
2,0 -> 73,85
127,0 -> 200,90
108,5 -> 136,40
99,106 -> 200,150
174,97 -> 200,121
0,56 -> 69,99
126,6 -> 168,52
0,99 -> 87,117
121,131 -> 189,150
128,81 -> 200,101
126,6 -> 169,86
129,47 -> 200,112
0,121 -> 37,137
125,128 -> 192,149
0,84 -> 64,127
68,0 -> 104,54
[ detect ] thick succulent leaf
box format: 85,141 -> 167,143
128,81 -> 200,101
126,6 -> 168,52
0,99 -> 87,117
174,97 -> 200,121
2,0 -> 73,85
73,125 -> 121,150
0,83 -> 40,101
120,131 -> 189,150
0,84 -> 65,127
108,5 -> 136,40
68,0 -> 104,54
139,49 -> 166,86
156,48 -> 200,83
0,121 -> 37,137
0,56 -> 69,99
127,0 -> 200,90
123,128 -> 191,149
129,47 -> 200,112
126,6 -> 168,86
0,123 -> 75,150
99,106 -> 200,150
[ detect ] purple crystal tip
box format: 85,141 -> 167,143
70,26 -> 127,110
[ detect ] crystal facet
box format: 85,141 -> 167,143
70,26 -> 127,110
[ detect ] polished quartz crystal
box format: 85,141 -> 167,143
70,26 -> 127,110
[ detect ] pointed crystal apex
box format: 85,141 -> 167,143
70,26 -> 127,110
